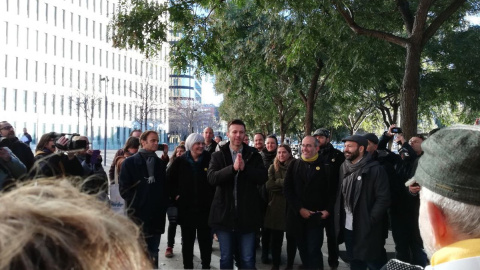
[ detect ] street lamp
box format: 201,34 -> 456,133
100,76 -> 109,166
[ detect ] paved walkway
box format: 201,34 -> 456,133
155,225 -> 396,269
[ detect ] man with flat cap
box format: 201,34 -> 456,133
382,125 -> 480,270
334,135 -> 390,270
313,128 -> 345,268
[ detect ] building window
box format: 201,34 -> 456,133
26,27 -> 29,49
3,55 -> 7,77
44,33 -> 48,54
26,0 -> 30,17
1,88 -> 6,111
54,6 -> 57,26
43,93 -> 47,114
77,70 -> 80,89
111,76 -> 114,94
45,3 -> 48,23
15,57 -> 18,79
106,51 -> 108,68
99,49 -> 102,66
117,102 -> 120,119
99,23 -> 102,40
60,95 -> 64,115
85,18 -> 88,36
70,40 -> 73,59
92,47 -> 95,65
70,12 -> 73,31
85,44 -> 88,63
15,24 -> 19,47
69,68 -> 73,87
36,0 -> 39,21
62,9 -> 65,29
111,102 -> 114,119
25,59 -> 28,80
92,20 -> 95,39
4,22 -> 8,45
33,92 -> 37,113
23,90 -> 27,112
78,15 -> 81,34
52,94 -> 56,115
69,96 -> 73,116
62,66 -> 65,86
34,61 -> 38,82
62,38 -> 65,58
53,65 -> 56,85
112,52 -> 115,70
13,89 -> 18,111
77,42 -> 81,61
53,35 -> 56,56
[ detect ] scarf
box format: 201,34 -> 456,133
430,238 -> 480,266
138,148 -> 158,184
301,153 -> 319,162
341,154 -> 369,212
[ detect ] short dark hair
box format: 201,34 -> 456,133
130,129 -> 142,136
139,131 -> 158,142
266,135 -> 278,145
412,134 -> 426,141
254,132 -> 265,140
227,119 -> 246,131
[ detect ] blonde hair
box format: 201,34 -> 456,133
0,179 -> 151,270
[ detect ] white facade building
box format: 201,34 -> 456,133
0,0 -> 170,149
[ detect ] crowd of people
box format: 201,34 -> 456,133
0,119 -> 479,270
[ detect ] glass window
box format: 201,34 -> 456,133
1,88 -> 6,111
85,18 -> 88,36
15,24 -> 19,47
13,89 -> 18,111
92,46 -> 95,65
62,9 -> 65,29
78,15 -> 81,34
26,27 -> 29,49
33,92 -> 37,113
43,93 -> 47,114
45,3 -> 48,23
23,90 -> 27,112
54,6 -> 57,26
15,57 -> 18,79
85,44 -> 88,63
53,35 -> 56,56
44,33 -> 47,54
4,22 -> 8,45
35,30 -> 38,51
99,49 -> 102,66
36,0 -> 39,21
25,59 -> 28,80
92,20 -> 95,39
34,60 -> 37,82
3,55 -> 7,77
52,94 -> 55,115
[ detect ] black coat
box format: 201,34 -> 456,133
119,153 -> 168,235
334,157 -> 390,261
1,137 -> 34,172
167,150 -> 214,228
32,151 -> 83,178
205,139 -> 218,154
284,157 -> 336,238
207,142 -> 267,232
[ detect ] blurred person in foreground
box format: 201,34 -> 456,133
119,130 -> 169,267
168,133 -> 215,269
0,147 -> 26,190
382,125 -> 480,270
0,179 -> 151,270
0,121 -> 34,171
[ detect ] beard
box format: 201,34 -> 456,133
345,148 -> 360,161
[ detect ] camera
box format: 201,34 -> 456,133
50,132 -> 87,151
157,144 -> 165,151
391,127 -> 403,133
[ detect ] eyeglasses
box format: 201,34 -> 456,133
0,126 -> 13,131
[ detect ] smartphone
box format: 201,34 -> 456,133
90,150 -> 101,164
391,127 -> 403,133
157,144 -> 165,151
311,211 -> 323,216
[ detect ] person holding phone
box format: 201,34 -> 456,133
73,136 -> 108,200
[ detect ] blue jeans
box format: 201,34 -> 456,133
296,224 -> 325,270
344,229 -> 385,270
216,230 -> 256,269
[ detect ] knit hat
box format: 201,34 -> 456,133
363,133 -> 379,145
342,135 -> 368,149
414,125 -> 480,206
313,128 -> 330,138
185,133 -> 205,151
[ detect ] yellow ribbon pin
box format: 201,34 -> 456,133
316,166 -> 320,171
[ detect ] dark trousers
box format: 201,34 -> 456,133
145,234 -> 161,268
270,229 -> 285,267
325,217 -> 339,267
286,232 -> 297,267
296,224 -> 325,270
167,221 -> 178,248
344,229 -> 386,270
181,225 -> 212,269
391,215 -> 428,267
261,227 -> 272,260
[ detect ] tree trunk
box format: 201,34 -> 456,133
400,43 -> 421,139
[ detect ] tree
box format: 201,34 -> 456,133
331,0 -> 477,138
131,77 -> 164,131
74,88 -> 101,143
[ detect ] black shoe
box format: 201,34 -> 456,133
261,256 -> 271,264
